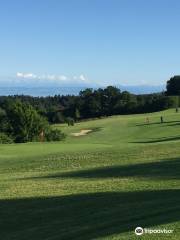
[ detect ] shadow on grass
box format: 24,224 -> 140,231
136,120 -> 180,127
163,123 -> 180,127
28,158 -> 180,180
0,190 -> 180,240
132,136 -> 180,143
89,127 -> 102,134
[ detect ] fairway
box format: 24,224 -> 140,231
0,109 -> 180,239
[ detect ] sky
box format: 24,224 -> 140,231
0,0 -> 180,87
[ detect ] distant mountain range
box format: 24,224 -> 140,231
0,84 -> 165,96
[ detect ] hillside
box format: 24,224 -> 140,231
0,109 -> 180,239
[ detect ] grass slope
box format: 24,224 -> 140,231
0,109 -> 180,239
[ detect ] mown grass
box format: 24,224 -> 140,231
0,109 -> 180,239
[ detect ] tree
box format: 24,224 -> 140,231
166,76 -> 180,95
6,100 -> 48,143
0,107 -> 10,133
75,108 -> 80,121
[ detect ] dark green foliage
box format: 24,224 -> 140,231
166,76 -> 180,95
0,107 -> 10,132
0,100 -> 65,143
75,108 -> 80,121
45,128 -> 66,141
66,117 -> 75,126
5,100 -> 48,143
0,82 -> 177,125
0,133 -> 13,144
167,96 -> 180,108
53,112 -> 65,123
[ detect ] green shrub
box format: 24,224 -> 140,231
0,133 -> 13,144
66,117 -> 75,126
5,100 -> 49,143
45,128 -> 66,142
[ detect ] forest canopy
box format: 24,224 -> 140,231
166,76 -> 180,96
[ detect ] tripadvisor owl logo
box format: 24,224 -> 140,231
135,227 -> 144,235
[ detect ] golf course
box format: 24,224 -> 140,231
0,108 -> 180,239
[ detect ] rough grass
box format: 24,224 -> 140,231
0,109 -> 180,239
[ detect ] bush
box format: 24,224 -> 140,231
5,100 -> 49,143
0,100 -> 66,143
45,128 -> 66,142
66,117 -> 75,126
0,133 -> 13,144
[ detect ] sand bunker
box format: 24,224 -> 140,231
71,129 -> 92,137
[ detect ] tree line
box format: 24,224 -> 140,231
0,87 -> 177,124
0,76 -> 179,143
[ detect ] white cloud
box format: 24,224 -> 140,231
16,72 -> 23,77
57,75 -> 68,81
73,74 -> 89,83
17,72 -> 37,79
79,74 -> 86,81
16,72 -> 89,82
16,72 -> 68,81
15,72 -> 90,86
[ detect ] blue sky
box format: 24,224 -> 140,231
0,0 -> 180,87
